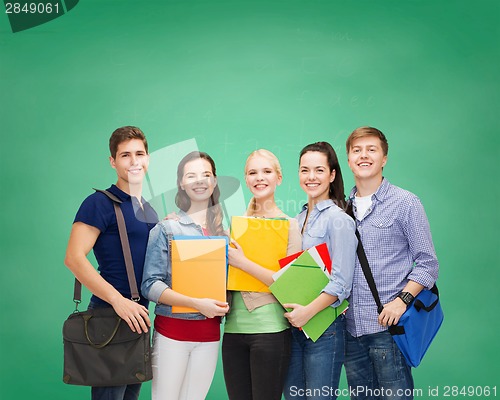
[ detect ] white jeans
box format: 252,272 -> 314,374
152,331 -> 220,400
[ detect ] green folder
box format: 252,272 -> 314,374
270,255 -> 348,342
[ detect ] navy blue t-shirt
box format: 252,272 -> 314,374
74,185 -> 159,307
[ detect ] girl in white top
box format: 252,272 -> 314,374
142,151 -> 229,400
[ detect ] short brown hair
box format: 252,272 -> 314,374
109,126 -> 148,158
346,126 -> 388,156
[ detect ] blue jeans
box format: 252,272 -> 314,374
91,384 -> 141,400
345,330 -> 414,400
284,315 -> 345,400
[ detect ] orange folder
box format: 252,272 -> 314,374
227,216 -> 289,292
171,237 -> 227,313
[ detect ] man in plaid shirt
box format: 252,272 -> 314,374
344,127 -> 439,400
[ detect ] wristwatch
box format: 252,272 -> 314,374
397,291 -> 415,306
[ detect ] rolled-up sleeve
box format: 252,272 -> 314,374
405,196 -> 439,289
141,223 -> 170,303
322,212 -> 357,307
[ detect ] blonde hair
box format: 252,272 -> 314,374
244,149 -> 282,216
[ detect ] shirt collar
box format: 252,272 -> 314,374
300,198 -> 335,213
177,209 -> 196,226
373,178 -> 390,202
349,177 -> 390,203
108,184 -> 131,202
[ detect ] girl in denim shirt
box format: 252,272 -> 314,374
141,151 -> 229,400
283,142 -> 357,400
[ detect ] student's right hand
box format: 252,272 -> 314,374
193,298 -> 229,318
227,240 -> 249,269
110,296 -> 151,334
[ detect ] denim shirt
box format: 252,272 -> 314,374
297,199 -> 357,307
141,210 -> 208,320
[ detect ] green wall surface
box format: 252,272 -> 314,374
1,1 -> 499,399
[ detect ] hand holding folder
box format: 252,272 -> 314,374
227,216 -> 289,292
171,236 -> 228,313
270,246 -> 348,342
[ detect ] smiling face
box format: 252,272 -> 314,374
245,154 -> 282,200
299,151 -> 335,204
180,158 -> 217,205
347,136 -> 387,183
109,138 -> 149,190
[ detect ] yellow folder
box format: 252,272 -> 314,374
171,237 -> 227,313
227,216 -> 290,292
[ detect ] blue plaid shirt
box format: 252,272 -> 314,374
345,178 -> 439,337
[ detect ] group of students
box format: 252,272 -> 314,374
64,125 -> 439,400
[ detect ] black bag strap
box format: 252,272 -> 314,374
72,189 -> 140,307
355,229 -> 384,314
356,228 -> 400,335
414,285 -> 439,312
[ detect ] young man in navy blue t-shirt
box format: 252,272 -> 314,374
65,126 -> 158,400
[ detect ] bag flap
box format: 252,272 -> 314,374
63,310 -> 145,345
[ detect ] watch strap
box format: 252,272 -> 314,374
397,291 -> 415,306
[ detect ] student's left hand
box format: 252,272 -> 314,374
193,298 -> 230,318
163,212 -> 180,221
227,240 -> 248,268
378,298 -> 406,326
283,303 -> 313,328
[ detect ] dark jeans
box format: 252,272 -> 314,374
345,330 -> 414,400
222,330 -> 291,400
91,384 -> 141,400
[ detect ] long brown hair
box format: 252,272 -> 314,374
175,151 -> 225,236
299,142 -> 347,210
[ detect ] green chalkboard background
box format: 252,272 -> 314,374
1,1 -> 498,399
